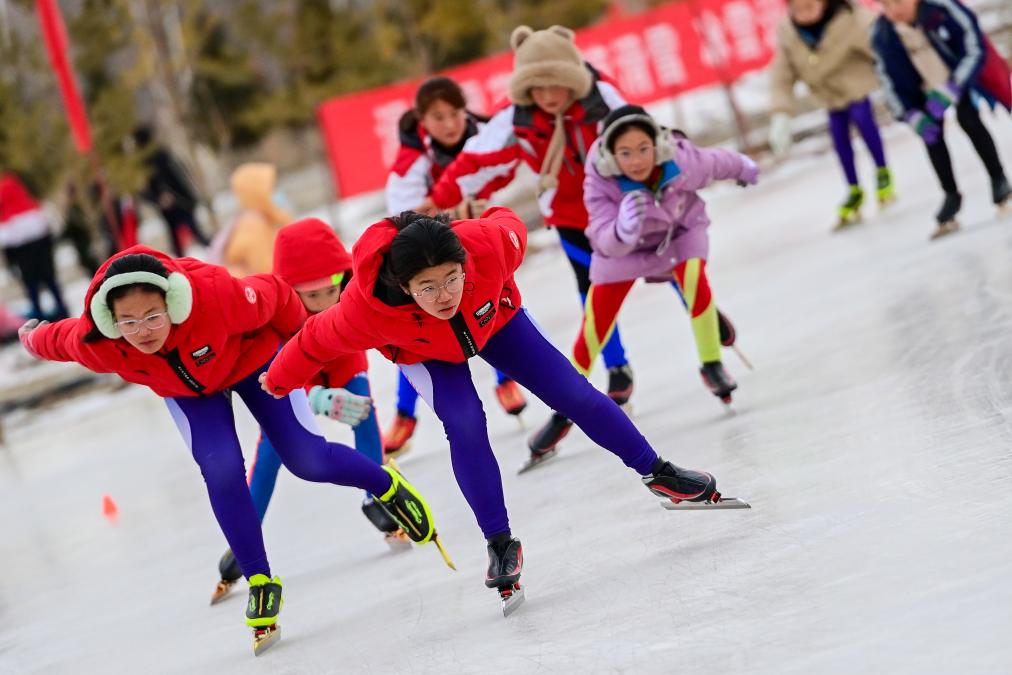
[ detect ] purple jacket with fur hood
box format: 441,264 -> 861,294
583,135 -> 754,284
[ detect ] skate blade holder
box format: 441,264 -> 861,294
499,583 -> 525,617
252,624 -> 281,656
661,496 -> 751,511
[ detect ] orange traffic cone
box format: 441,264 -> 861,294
102,494 -> 119,524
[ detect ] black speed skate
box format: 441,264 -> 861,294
992,175 -> 1011,211
931,192 -> 962,240
362,496 -> 411,550
607,364 -> 634,408
717,310 -> 753,370
521,412 -> 573,474
700,361 -> 737,404
210,548 -> 242,605
485,534 -> 525,617
645,458 -> 751,511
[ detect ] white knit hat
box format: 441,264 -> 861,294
508,25 -> 592,105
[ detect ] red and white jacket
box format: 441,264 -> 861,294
27,246 -> 307,398
0,172 -> 50,248
427,66 -> 626,230
385,111 -> 516,214
264,207 -> 527,396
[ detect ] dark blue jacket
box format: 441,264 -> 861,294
871,0 -> 1006,118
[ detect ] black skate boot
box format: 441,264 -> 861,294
521,412 -> 573,474
607,364 -> 634,407
485,534 -> 525,616
700,361 -> 737,403
931,192 -> 962,240
642,457 -> 718,504
992,175 -> 1011,210
210,548 -> 243,605
362,495 -> 411,550
246,573 -> 283,655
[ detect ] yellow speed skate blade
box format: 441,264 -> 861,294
433,533 -> 456,570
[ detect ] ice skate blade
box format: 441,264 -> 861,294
662,497 -> 751,511
384,533 -> 413,552
252,624 -> 281,656
518,448 -> 558,475
210,579 -> 237,606
433,534 -> 457,570
384,442 -> 412,462
731,344 -> 754,370
500,585 -> 525,617
832,216 -> 862,231
930,220 -> 960,240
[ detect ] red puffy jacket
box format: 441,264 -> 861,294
265,207 -> 527,396
29,246 -> 306,398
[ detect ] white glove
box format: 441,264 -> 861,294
768,112 -> 793,158
616,191 -> 649,243
18,319 -> 46,359
307,386 -> 372,427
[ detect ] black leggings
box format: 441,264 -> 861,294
925,96 -> 1005,195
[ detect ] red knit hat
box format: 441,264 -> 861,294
273,217 -> 352,292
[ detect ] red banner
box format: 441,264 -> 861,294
37,0 -> 93,154
319,0 -> 789,197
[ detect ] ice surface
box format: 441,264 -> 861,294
3,119 -> 1012,674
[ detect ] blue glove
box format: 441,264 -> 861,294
925,81 -> 960,120
905,110 -> 942,145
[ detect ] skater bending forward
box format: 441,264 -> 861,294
261,207 -> 724,605
17,246 -> 439,654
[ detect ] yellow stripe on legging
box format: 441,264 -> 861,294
576,286 -> 619,377
681,258 -> 700,309
675,259 -> 721,364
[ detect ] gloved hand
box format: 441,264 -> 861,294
18,319 -> 46,359
925,81 -> 960,120
738,155 -> 760,186
307,385 -> 372,426
768,112 -> 793,158
616,191 -> 649,243
905,110 -> 942,145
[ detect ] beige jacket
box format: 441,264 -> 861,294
221,163 -> 292,276
894,23 -> 949,90
770,6 -> 880,114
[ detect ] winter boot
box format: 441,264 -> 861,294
642,457 -> 718,504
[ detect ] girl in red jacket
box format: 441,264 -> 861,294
211,218 -> 409,605
261,207 -> 726,606
384,76 -> 527,455
17,245 -> 439,654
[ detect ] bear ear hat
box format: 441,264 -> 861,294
547,25 -> 575,40
510,25 -> 534,50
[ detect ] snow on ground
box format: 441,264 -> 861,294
3,116 -> 1012,675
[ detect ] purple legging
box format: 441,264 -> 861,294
828,97 -> 888,186
399,309 -> 659,539
166,360 -> 392,580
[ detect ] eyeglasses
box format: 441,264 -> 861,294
116,312 -> 169,335
411,273 -> 465,303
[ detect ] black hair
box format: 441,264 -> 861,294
83,253 -> 169,343
382,211 -> 467,289
602,104 -> 658,154
415,77 -> 467,116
